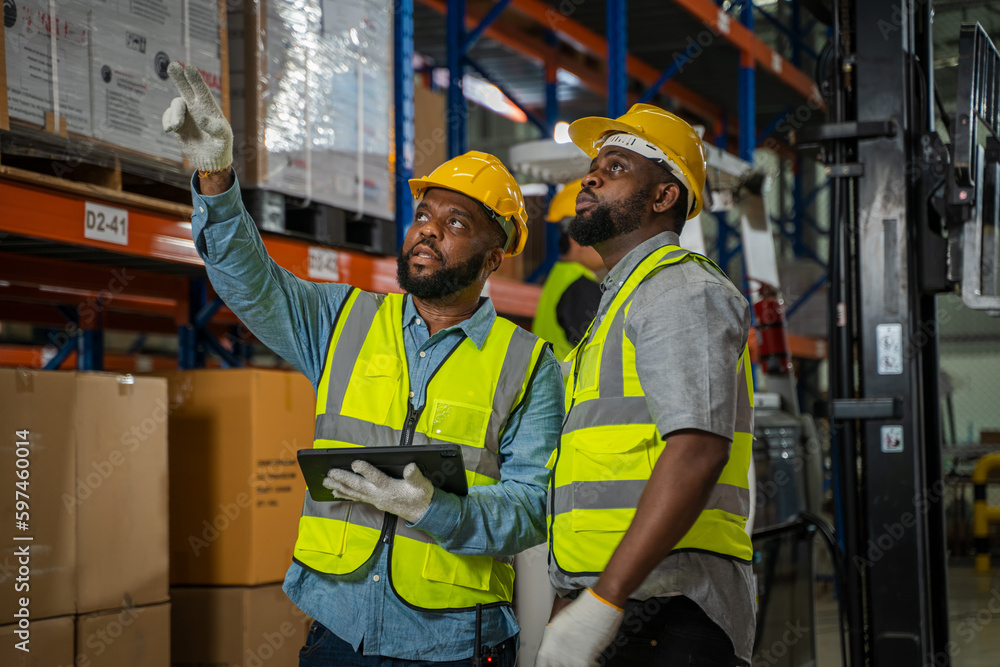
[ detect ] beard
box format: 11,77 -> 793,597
396,244 -> 487,300
568,185 -> 652,247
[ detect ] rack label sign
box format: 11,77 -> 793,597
84,202 -> 129,246
308,247 -> 340,282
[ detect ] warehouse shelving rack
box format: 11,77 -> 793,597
1,0 -> 828,372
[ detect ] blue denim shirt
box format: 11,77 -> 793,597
189,174 -> 564,661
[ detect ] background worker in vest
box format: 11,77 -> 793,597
531,180 -> 605,362
536,104 -> 755,667
163,64 -> 564,666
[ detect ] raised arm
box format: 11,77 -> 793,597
164,62 -> 351,385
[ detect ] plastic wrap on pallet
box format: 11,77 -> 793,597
230,0 -> 394,221
2,0 -> 226,185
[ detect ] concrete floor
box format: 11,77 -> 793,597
815,564 -> 1000,667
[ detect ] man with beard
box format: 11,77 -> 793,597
163,64 -> 563,666
536,104 -> 755,667
532,180 -> 605,363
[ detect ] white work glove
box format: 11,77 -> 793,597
535,589 -> 625,667
162,63 -> 233,172
323,460 -> 434,524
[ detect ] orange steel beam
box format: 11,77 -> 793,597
746,328 -> 827,362
0,346 -> 219,372
0,176 -> 542,320
1,300 -> 176,335
418,0 -> 722,123
667,0 -> 823,106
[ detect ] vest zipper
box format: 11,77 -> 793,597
378,404 -> 421,546
401,403 -> 420,448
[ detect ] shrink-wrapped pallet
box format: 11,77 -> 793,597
1,0 -> 227,183
229,0 -> 394,222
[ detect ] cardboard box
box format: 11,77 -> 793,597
76,602 -> 171,666
3,0 -> 93,135
0,614 -> 74,666
89,0 -> 227,163
171,584 -> 311,667
413,82 -> 448,177
3,1 -> 227,170
155,370 -> 313,585
0,370 -> 169,619
982,430 -> 1000,445
74,373 -> 170,614
0,370 -> 78,622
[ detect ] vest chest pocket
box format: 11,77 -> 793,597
421,544 -> 493,591
429,400 -> 491,448
342,353 -> 402,424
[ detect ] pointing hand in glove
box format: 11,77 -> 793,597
535,589 -> 625,667
323,460 -> 434,524
162,63 -> 233,174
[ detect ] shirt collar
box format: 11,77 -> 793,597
402,293 -> 496,350
600,231 -> 682,294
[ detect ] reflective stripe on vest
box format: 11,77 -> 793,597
548,245 -> 755,579
532,261 -> 599,361
294,290 -> 546,611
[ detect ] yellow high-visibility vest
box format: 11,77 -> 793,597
294,291 -> 547,611
548,245 -> 754,579
532,261 -> 599,361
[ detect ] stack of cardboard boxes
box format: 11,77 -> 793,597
157,369 -> 315,667
0,370 -> 170,666
2,0 -> 227,172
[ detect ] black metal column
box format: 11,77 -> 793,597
848,0 -> 950,664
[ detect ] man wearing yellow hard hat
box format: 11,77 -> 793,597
531,180 -> 605,362
164,64 -> 563,666
537,103 -> 755,667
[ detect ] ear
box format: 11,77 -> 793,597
651,182 -> 681,215
484,247 -> 505,275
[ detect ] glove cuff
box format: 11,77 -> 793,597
587,588 -> 625,613
196,152 -> 234,173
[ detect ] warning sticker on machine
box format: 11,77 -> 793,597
876,323 -> 903,375
881,425 -> 904,454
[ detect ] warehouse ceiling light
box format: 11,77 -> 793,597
462,75 -> 528,123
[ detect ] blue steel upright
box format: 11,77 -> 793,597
394,0 -> 415,250
606,0 -> 627,117
447,0 -> 467,157
738,3 -> 756,163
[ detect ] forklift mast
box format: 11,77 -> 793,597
808,0 -> 1000,665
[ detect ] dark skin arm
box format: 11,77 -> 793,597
550,428 -> 730,617
199,168 -> 235,196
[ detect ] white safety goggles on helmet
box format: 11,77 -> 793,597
597,132 -> 697,216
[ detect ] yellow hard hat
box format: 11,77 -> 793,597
545,180 -> 584,223
409,151 -> 529,256
568,103 -> 707,219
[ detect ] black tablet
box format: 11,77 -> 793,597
297,445 -> 469,502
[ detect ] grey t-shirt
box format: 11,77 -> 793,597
554,230 -> 756,665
